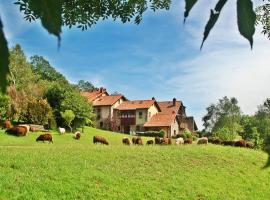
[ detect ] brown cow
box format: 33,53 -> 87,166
74,131 -> 81,140
146,140 -> 154,145
36,133 -> 53,143
234,140 -> 247,147
155,137 -> 163,145
122,137 -> 131,145
132,137 -> 143,145
212,138 -> 222,145
184,137 -> 193,144
3,120 -> 11,129
93,135 -> 109,145
197,137 -> 208,145
222,141 -> 235,146
162,138 -> 172,145
5,126 -> 28,136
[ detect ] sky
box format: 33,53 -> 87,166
1,0 -> 270,129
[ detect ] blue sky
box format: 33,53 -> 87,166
1,0 -> 270,129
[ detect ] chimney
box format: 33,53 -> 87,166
152,97 -> 155,101
99,87 -> 106,93
173,98 -> 176,106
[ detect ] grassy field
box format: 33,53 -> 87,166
0,127 -> 270,200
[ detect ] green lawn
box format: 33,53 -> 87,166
0,127 -> 270,200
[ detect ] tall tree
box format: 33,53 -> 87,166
8,45 -> 36,90
203,96 -> 242,137
76,80 -> 96,92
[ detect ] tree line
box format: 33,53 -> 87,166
202,96 -> 270,167
0,44 -> 97,132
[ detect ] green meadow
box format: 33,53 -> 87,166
0,127 -> 270,200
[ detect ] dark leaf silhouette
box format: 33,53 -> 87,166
184,0 -> 198,23
0,17 -> 9,93
28,0 -> 62,43
237,0 -> 256,49
200,0 -> 227,49
263,136 -> 270,169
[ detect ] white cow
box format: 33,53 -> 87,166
59,127 -> 65,135
176,137 -> 184,145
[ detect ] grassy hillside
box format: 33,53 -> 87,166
0,127 -> 270,200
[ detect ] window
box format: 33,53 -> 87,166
97,115 -> 101,120
100,122 -> 103,128
139,111 -> 142,119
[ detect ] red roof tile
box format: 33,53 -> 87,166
157,101 -> 182,113
93,95 -> 124,106
115,100 -> 157,110
81,90 -> 108,102
144,112 -> 177,127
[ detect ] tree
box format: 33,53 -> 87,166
30,55 -> 69,84
0,93 -> 11,121
20,97 -> 54,126
76,80 -> 96,92
254,98 -> 270,139
8,45 -> 36,90
203,96 -> 242,139
61,110 -> 75,132
255,2 -> 270,40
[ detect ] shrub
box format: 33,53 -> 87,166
183,129 -> 192,139
173,133 -> 187,140
136,130 -> 165,137
214,127 -> 237,141
20,97 -> 53,126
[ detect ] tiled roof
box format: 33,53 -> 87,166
157,101 -> 182,113
115,100 -> 157,110
144,112 -> 177,127
93,95 -> 123,106
81,90 -> 108,102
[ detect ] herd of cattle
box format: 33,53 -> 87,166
2,120 -> 252,148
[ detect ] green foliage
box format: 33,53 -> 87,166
75,80 -> 96,92
214,127 -> 237,141
60,110 -> 75,132
254,98 -> 270,139
203,96 -> 242,138
0,93 -> 11,120
136,130 -> 165,137
30,55 -> 68,84
200,0 -> 227,49
183,128 -> 192,139
263,135 -> 270,168
0,17 -> 9,93
20,97 -> 53,125
8,45 -> 36,91
237,0 -> 256,49
256,2 -> 270,39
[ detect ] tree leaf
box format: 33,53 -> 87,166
0,17 -> 9,93
184,0 -> 199,23
28,0 -> 62,43
200,0 -> 227,50
237,0 -> 256,49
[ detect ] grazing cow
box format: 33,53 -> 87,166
234,140 -> 247,147
3,120 -> 11,129
132,137 -> 143,145
184,137 -> 193,144
212,138 -> 222,145
5,126 -> 28,136
93,135 -> 109,145
59,127 -> 65,134
222,141 -> 235,146
36,133 -> 53,143
19,124 -> 30,134
122,137 -> 131,145
162,138 -> 172,145
246,142 -> 253,149
155,137 -> 163,145
146,140 -> 154,145
197,137 -> 208,145
74,131 -> 81,140
176,137 -> 184,145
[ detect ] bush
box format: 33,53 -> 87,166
20,97 -> 53,126
136,130 -> 165,137
214,127 -> 237,141
173,133 -> 187,140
